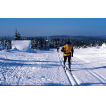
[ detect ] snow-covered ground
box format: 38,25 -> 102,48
0,49 -> 70,86
0,45 -> 106,86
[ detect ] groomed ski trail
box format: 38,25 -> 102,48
58,53 -> 78,86
58,50 -> 106,86
73,57 -> 106,86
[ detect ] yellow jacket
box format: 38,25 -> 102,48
61,44 -> 73,56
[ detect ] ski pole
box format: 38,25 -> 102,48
58,56 -> 64,69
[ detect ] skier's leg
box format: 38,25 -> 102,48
64,56 -> 67,68
68,55 -> 71,70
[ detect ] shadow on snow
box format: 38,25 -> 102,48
73,66 -> 106,71
0,82 -> 106,86
0,57 -> 60,68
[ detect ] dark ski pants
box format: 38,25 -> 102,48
64,55 -> 71,69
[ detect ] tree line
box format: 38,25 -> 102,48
0,35 -> 106,50
0,30 -> 106,50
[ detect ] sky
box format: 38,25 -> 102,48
0,18 -> 106,37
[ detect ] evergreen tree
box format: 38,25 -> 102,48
14,29 -> 21,40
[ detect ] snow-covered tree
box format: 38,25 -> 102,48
14,29 -> 21,40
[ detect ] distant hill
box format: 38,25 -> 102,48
1,35 -> 105,40
86,35 -> 106,39
47,35 -> 104,41
94,35 -> 106,39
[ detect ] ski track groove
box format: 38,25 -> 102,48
58,53 -> 79,86
66,68 -> 78,86
58,52 -> 106,86
73,58 -> 106,85
58,54 -> 72,86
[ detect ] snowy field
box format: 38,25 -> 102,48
0,45 -> 106,86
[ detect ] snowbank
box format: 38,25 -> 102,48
11,40 -> 31,52
101,43 -> 106,48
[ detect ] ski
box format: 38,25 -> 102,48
63,67 -> 73,75
63,67 -> 66,72
69,70 -> 73,75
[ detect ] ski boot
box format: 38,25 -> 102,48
69,68 -> 73,75
69,68 -> 71,72
63,65 -> 66,72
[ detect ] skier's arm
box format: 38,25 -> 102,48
61,47 -> 65,53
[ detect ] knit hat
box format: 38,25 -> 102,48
67,41 -> 70,44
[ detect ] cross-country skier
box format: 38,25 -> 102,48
61,41 -> 74,72
57,46 -> 59,52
